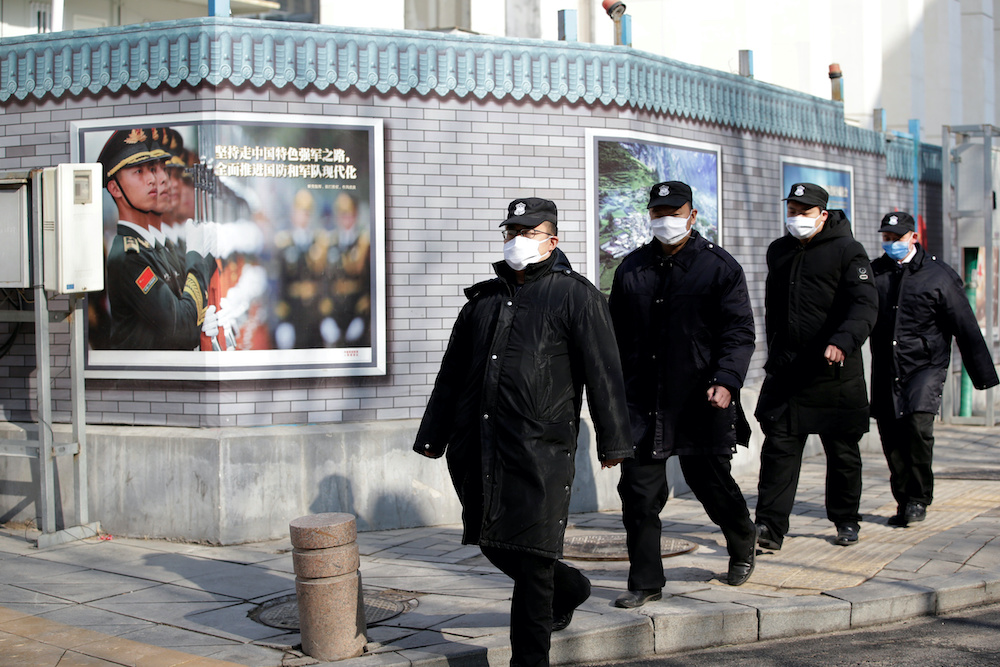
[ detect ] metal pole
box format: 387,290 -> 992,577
985,126 -> 996,427
30,170 -> 56,534
69,294 -> 88,526
941,127 -> 954,422
909,119 -> 921,217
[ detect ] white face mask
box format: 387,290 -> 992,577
785,213 -> 823,239
504,234 -> 551,271
650,213 -> 691,246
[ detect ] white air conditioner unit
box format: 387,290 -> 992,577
41,163 -> 105,294
0,176 -> 31,289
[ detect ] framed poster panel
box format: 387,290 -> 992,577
71,113 -> 386,380
585,129 -> 722,293
779,156 -> 854,229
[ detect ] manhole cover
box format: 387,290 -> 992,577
937,469 -> 1000,481
562,534 -> 697,561
250,589 -> 412,630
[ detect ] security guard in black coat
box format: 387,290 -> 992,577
414,198 -> 632,667
871,211 -> 999,526
609,181 -> 757,607
755,183 -> 878,550
99,128 -> 214,350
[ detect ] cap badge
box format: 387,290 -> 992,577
514,202 -> 526,216
888,216 -> 898,225
125,129 -> 147,145
794,185 -> 805,196
659,185 -> 670,196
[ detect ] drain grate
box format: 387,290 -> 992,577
562,534 -> 697,561
250,589 -> 414,630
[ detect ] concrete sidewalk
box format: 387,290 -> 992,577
3,423 -> 1000,666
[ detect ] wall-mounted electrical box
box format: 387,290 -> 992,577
41,163 -> 105,294
0,175 -> 31,289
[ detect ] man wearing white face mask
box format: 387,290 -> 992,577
413,197 -> 632,667
870,211 -> 998,527
609,181 -> 757,605
755,182 -> 878,550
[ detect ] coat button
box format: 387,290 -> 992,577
558,519 -> 564,525
483,413 -> 489,420
564,270 -> 571,274
506,301 -> 513,306
491,354 -> 498,360
651,354 -> 657,359
424,443 -> 431,450
564,485 -> 570,491
892,340 -> 897,346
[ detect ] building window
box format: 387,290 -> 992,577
31,2 -> 51,33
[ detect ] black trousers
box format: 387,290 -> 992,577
480,545 -> 590,667
617,454 -> 755,592
877,412 -> 935,509
755,417 -> 863,545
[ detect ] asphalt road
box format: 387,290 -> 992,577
581,602 -> 1000,666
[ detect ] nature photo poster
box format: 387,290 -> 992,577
780,157 -> 854,228
585,130 -> 722,292
71,112 -> 385,380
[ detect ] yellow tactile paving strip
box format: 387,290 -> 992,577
743,478 -> 1000,593
0,606 -> 241,667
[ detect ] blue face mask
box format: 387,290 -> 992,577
882,240 -> 910,260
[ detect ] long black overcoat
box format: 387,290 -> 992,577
608,231 -> 755,458
413,248 -> 632,558
756,210 -> 879,435
870,244 -> 999,419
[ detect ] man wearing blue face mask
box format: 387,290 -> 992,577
413,197 -> 632,667
870,211 -> 998,527
755,183 -> 878,550
609,181 -> 758,605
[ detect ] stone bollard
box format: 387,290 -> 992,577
289,513 -> 367,661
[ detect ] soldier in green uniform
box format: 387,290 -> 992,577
99,128 -> 215,350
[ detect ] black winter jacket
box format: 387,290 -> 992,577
413,248 -> 632,558
609,231 -> 755,458
756,210 -> 878,435
870,244 -> 998,419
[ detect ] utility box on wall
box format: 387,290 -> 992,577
0,176 -> 31,289
41,163 -> 104,294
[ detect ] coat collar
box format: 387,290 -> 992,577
648,229 -> 706,271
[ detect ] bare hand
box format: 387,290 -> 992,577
824,344 -> 845,365
602,457 -> 625,469
706,385 -> 732,409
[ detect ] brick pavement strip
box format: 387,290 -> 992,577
2,424 -> 1000,666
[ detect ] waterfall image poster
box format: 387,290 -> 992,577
585,130 -> 722,292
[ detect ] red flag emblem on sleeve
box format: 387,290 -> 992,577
135,266 -> 158,294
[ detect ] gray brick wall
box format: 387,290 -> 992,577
0,82 -> 912,427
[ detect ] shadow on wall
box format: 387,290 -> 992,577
310,474 -> 431,532
0,451 -> 72,530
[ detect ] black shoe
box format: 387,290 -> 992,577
756,523 -> 782,550
727,549 -> 755,587
614,588 -> 662,609
835,524 -> 859,546
904,501 -> 927,523
552,576 -> 591,632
